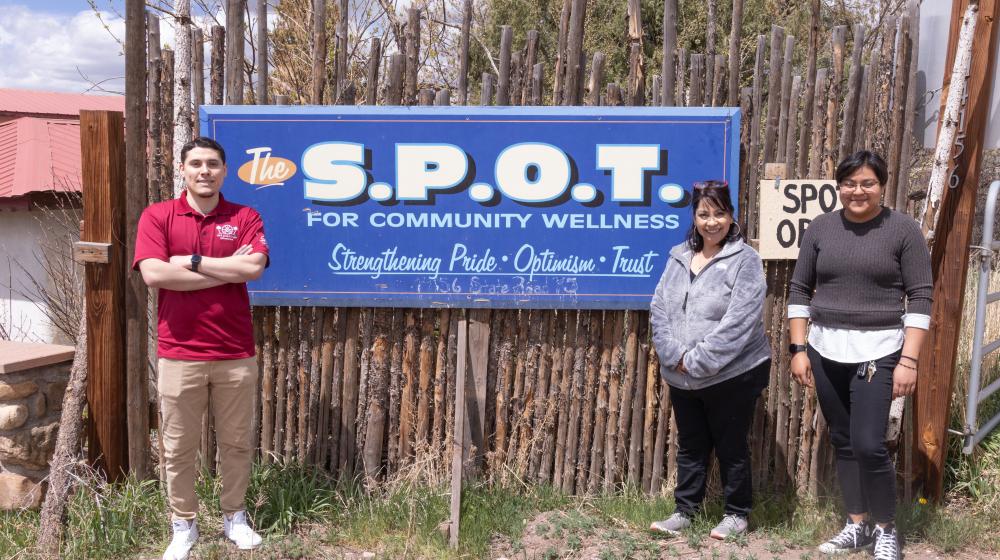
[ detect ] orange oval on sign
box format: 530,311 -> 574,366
237,156 -> 297,185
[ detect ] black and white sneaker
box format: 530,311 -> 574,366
817,519 -> 874,554
872,524 -> 901,560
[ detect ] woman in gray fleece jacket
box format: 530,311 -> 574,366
648,181 -> 771,540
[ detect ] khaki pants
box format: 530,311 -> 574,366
158,356 -> 257,520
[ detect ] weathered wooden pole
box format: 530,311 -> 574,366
255,0 -> 268,104
404,7 -> 420,105
458,0 -> 472,105
173,0 -> 192,196
497,26 -> 512,105
762,25 -> 785,165
626,0 -> 644,105
727,0 -> 743,107
838,24 -> 865,161
366,38 -> 382,105
192,28 -> 204,136
914,0 -> 998,502
661,0 -> 677,106
797,0 -> 820,177
126,0 -> 150,481
552,0 -> 572,105
336,0 -> 348,101
225,0 -> 245,104
210,25 -> 225,105
311,0 -> 327,104
562,0 -> 587,106
705,0 -> 716,98
146,13 -> 162,204
81,110 -> 129,481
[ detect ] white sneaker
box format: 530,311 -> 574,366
162,518 -> 198,560
224,510 -> 263,550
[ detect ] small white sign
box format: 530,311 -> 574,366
758,179 -> 842,259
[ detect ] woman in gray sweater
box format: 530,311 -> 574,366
649,181 -> 771,540
788,151 -> 932,560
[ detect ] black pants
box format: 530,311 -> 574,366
809,347 -> 899,524
670,360 -> 770,517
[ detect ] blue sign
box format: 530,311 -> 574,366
202,106 -> 740,309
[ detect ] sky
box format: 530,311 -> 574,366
0,1 -> 237,96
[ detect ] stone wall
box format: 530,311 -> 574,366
0,344 -> 70,509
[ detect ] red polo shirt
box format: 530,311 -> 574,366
133,193 -> 269,360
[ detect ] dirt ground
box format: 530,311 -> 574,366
488,511 -> 991,560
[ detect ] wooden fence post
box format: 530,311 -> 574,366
125,0 -> 150,481
81,110 -> 129,481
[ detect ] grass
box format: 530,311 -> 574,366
0,418 -> 997,559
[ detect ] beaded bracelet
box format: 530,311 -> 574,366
900,354 -> 919,364
897,361 -> 917,371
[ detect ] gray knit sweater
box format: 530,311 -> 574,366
788,207 -> 933,329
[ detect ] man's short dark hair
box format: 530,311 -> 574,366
835,150 -> 888,185
180,137 -> 226,165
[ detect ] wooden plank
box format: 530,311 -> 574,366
339,308 -> 361,473
73,242 -> 111,264
81,110 -> 129,480
467,309 -> 490,471
914,0 -> 1000,502
449,312 -> 468,547
224,0 -> 244,104
125,2 -> 149,479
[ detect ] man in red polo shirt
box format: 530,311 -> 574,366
134,137 -> 268,560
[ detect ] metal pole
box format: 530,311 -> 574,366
964,180 -> 1000,454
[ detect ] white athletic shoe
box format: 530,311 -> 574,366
162,518 -> 198,560
224,510 -> 263,550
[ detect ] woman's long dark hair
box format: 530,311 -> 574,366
685,180 -> 742,252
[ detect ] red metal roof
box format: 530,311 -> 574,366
0,117 -> 84,197
0,88 -> 124,118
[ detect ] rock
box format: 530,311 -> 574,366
0,471 -> 45,510
45,380 -> 67,412
0,423 -> 58,469
0,405 -> 27,430
0,381 -> 37,400
28,392 -> 45,418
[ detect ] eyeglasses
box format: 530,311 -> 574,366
837,180 -> 880,192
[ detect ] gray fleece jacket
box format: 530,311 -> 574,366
650,238 -> 771,390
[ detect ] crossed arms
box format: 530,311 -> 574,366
138,244 -> 267,291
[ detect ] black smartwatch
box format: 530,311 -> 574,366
789,343 -> 808,355
191,254 -> 202,272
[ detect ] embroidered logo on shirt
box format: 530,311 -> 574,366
259,234 -> 267,247
217,224 -> 239,241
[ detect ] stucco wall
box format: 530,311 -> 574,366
0,209 -> 56,343
917,1 -> 1000,149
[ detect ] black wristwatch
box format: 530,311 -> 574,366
789,343 -> 808,355
191,254 -> 202,272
